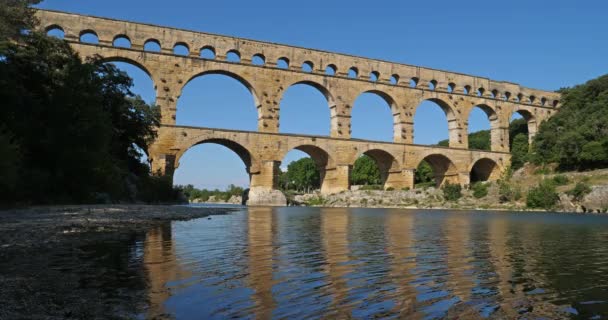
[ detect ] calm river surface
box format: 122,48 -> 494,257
30,207 -> 608,318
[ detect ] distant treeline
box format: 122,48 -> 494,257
180,184 -> 244,202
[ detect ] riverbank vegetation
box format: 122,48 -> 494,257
0,1 -> 182,206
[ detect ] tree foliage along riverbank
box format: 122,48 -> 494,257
532,75 -> 608,170
0,1 -> 182,205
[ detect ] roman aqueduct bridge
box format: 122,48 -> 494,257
36,10 -> 562,205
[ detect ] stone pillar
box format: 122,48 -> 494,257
385,169 -> 415,190
527,120 -> 538,146
394,116 -> 412,144
492,125 -> 510,152
458,172 -> 471,187
248,160 -> 286,206
330,103 -> 351,139
321,165 -> 350,194
149,153 -> 177,176
449,119 -> 467,148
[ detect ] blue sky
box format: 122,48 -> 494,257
38,0 -> 608,189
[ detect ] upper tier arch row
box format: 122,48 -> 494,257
36,9 -> 561,108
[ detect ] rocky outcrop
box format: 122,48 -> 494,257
245,187 -> 287,206
191,195 -> 243,205
581,185 -> 608,213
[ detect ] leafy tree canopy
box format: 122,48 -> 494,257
350,155 -> 381,185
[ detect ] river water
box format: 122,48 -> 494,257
21,207 -> 608,319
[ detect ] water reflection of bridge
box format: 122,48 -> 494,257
140,209 -> 565,318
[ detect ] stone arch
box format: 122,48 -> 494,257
79,29 -> 99,44
351,89 -> 400,142
45,24 -> 64,38
469,158 -> 501,183
464,103 -> 502,151
112,34 -> 131,48
414,97 -> 461,147
511,108 -> 537,145
279,80 -> 335,136
354,148 -> 402,189
416,154 -> 459,187
144,39 -> 161,52
176,137 -> 252,173
97,56 -> 155,80
181,69 -> 261,121
281,144 -> 334,193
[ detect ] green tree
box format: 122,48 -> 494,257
350,155 -> 381,185
510,133 -> 529,170
442,183 -> 462,201
0,3 -> 166,204
526,180 -> 560,210
415,160 -> 434,184
532,74 -> 608,170
285,158 -> 320,192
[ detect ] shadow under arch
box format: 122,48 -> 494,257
414,97 -> 459,146
470,158 -> 501,183
465,103 -> 500,151
281,144 -> 333,192
351,89 -> 399,142
279,80 -> 335,136
417,154 -> 459,187
354,149 -> 401,189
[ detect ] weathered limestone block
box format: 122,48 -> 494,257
246,187 -> 287,207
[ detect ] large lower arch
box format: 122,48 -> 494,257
469,158 -> 501,183
354,149 -> 402,189
416,154 -> 459,187
177,70 -> 259,130
351,90 -> 399,142
173,138 -> 253,187
280,144 -> 335,193
414,98 -> 461,147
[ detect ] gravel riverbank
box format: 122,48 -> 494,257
0,204 -> 237,319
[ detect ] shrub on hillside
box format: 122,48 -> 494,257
567,181 -> 592,201
471,182 -> 489,198
552,174 -> 570,186
498,180 -> 522,203
526,180 -> 559,209
442,183 -> 462,201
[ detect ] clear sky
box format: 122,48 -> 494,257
38,0 -> 608,190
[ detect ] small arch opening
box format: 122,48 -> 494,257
173,43 -> 189,56
390,74 -> 399,85
144,39 -> 161,52
504,91 -> 511,101
464,85 -> 471,95
46,25 -> 64,39
429,80 -> 437,90
369,71 -> 380,82
477,88 -> 485,97
252,54 -> 265,66
301,61 -> 314,73
447,83 -> 455,93
491,89 -> 498,99
200,46 -> 216,59
277,57 -> 289,69
348,67 -> 358,78
113,35 -> 131,48
226,50 -> 241,63
541,97 -> 547,106
79,30 -> 98,44
410,77 -> 418,88
325,64 -> 336,76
